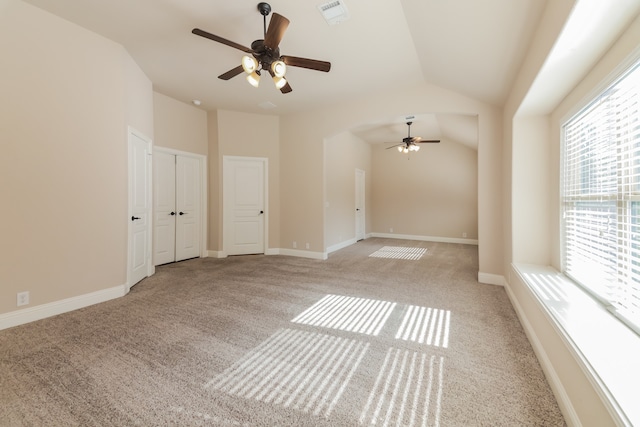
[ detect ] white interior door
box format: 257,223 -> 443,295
153,152 -> 176,265
175,155 -> 201,261
223,157 -> 266,256
128,128 -> 152,288
355,169 -> 365,241
153,151 -> 202,265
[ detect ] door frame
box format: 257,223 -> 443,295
127,126 -> 153,291
154,146 -> 208,260
355,168 -> 366,241
222,156 -> 269,257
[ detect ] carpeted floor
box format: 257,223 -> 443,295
0,238 -> 566,426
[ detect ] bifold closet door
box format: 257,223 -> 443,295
153,152 -> 201,266
153,152 -> 177,265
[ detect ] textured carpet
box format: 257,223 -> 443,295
0,238 -> 566,426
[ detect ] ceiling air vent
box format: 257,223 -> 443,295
317,0 -> 350,26
259,101 -> 277,110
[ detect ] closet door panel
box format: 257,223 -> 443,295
153,152 -> 176,266
175,155 -> 201,262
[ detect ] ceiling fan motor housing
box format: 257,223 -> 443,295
258,3 -> 271,16
250,39 -> 280,69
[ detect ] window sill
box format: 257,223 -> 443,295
512,263 -> 640,426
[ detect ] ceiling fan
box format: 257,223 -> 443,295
386,122 -> 440,153
192,2 -> 331,94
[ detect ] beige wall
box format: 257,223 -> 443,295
153,92 -> 208,155
371,138 -> 478,240
125,56 -> 154,139
281,84 -> 501,273
512,116 -> 550,264
324,132 -> 373,249
0,1 -> 153,315
212,110 -> 280,252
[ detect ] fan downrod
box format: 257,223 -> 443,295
257,2 -> 271,16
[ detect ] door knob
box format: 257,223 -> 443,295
179,211 -> 186,215
131,216 -> 141,221
259,210 -> 264,214
170,212 -> 176,216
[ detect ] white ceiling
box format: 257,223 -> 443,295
19,0 -> 549,148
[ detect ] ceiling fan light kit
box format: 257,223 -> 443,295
397,144 -> 420,153
271,60 -> 287,88
241,55 -> 258,74
246,71 -> 261,87
273,75 -> 287,89
192,2 -> 331,94
271,60 -> 286,77
387,122 -> 440,156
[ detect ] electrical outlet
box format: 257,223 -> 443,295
462,232 -> 468,238
293,241 -> 297,249
390,228 -> 393,233
305,243 -> 310,249
17,291 -> 29,307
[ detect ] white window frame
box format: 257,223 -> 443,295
561,59 -> 640,336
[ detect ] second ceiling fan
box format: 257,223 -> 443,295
192,2 -> 331,94
386,122 -> 440,153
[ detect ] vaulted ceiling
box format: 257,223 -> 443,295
21,0 -> 635,150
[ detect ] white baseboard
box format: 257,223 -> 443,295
370,232 -> 479,245
0,285 -> 127,331
207,250 -> 227,258
278,248 -> 328,260
207,248 -> 326,259
477,272 -> 506,286
327,238 -> 358,254
208,249 -> 315,258
210,235 -> 473,262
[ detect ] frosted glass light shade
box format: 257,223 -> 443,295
271,60 -> 287,78
242,55 -> 258,74
273,76 -> 287,89
246,71 -> 260,87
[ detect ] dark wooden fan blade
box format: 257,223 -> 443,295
192,28 -> 252,53
416,140 -> 441,143
386,144 -> 404,150
218,65 -> 244,80
281,56 -> 331,72
264,13 -> 290,50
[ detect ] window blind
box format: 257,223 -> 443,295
562,61 -> 640,335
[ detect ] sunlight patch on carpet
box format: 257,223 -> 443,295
205,328 -> 368,417
360,349 -> 444,427
395,306 -> 451,348
291,294 -> 396,336
369,246 -> 427,260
